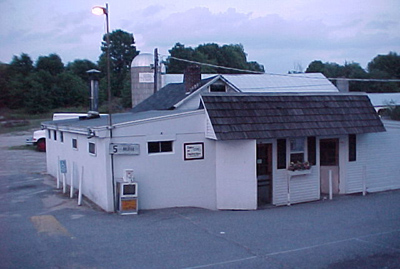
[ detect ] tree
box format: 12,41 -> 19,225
53,72 -> 88,108
24,70 -> 54,114
0,63 -> 10,108
368,52 -> 400,79
9,53 -> 34,76
306,60 -> 371,92
6,54 -> 34,108
36,54 -> 64,76
305,60 -> 324,73
66,59 -> 98,82
165,43 -> 264,74
166,43 -> 196,73
99,29 -> 139,98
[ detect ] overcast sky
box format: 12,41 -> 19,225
1,0 -> 399,73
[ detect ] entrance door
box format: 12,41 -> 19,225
320,139 -> 339,195
257,143 -> 272,206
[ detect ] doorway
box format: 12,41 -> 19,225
257,143 -> 272,206
320,139 -> 340,195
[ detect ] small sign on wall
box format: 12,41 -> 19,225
60,160 -> 67,174
184,142 -> 204,161
139,73 -> 154,83
110,143 -> 140,155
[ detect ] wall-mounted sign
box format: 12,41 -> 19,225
184,142 -> 204,161
110,143 -> 140,155
139,72 -> 154,83
60,160 -> 67,174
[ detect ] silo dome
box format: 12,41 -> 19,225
131,53 -> 153,67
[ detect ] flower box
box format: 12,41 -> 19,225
288,169 -> 312,176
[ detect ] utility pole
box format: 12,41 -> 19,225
154,48 -> 158,94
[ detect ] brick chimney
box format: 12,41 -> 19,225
184,64 -> 201,93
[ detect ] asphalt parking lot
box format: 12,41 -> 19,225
0,131 -> 400,268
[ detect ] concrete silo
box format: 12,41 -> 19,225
131,53 -> 162,108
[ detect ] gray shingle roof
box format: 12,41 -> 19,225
202,93 -> 386,140
131,76 -> 217,112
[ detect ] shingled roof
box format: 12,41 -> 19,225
131,76 -> 217,112
202,93 -> 386,140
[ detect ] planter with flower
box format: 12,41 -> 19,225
287,161 -> 312,176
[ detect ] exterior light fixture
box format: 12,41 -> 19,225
92,6 -> 107,16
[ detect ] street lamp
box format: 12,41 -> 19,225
92,3 -> 112,136
93,4 -> 117,212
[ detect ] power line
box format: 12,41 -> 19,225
166,56 -> 264,74
162,54 -> 400,83
327,78 -> 400,82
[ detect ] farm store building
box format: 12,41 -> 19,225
43,93 -> 400,212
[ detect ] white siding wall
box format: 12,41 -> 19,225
273,170 -> 320,205
363,120 -> 400,192
47,111 -> 218,211
46,131 -> 113,211
216,140 -> 257,210
344,120 -> 400,194
272,139 -> 320,206
111,119 -> 217,210
345,135 -> 368,193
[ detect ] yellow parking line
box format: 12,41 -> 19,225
30,215 -> 71,237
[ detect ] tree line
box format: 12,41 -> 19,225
305,52 -> 400,92
165,43 -> 265,74
0,27 -> 399,114
0,29 -> 138,114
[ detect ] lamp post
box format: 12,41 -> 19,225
92,3 -> 116,212
92,3 -> 112,136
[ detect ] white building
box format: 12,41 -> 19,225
44,85 -> 400,212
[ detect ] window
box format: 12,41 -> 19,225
89,142 -> 96,155
307,137 -> 316,165
320,139 -> 339,165
148,141 -> 173,154
210,84 -> 226,92
349,134 -> 356,162
53,130 -> 57,141
60,132 -> 64,143
290,138 -> 304,163
72,138 -> 78,149
48,130 -> 51,139
277,139 -> 286,169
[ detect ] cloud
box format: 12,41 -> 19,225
1,0 -> 399,73
141,5 -> 165,17
126,5 -> 399,72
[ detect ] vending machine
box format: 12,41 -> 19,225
117,169 -> 138,215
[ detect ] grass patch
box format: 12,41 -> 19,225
8,145 -> 37,151
0,106 -> 88,135
0,118 -> 47,134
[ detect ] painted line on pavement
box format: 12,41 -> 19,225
184,229 -> 400,269
30,215 -> 72,237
